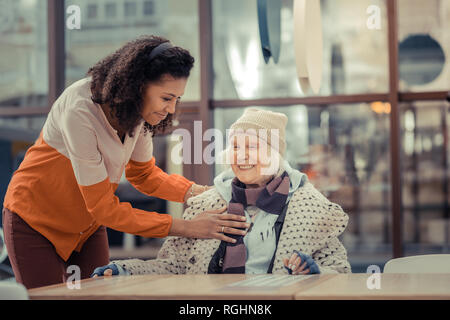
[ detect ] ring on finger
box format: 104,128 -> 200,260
221,226 -> 225,233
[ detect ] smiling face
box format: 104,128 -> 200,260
230,135 -> 276,188
141,74 -> 187,125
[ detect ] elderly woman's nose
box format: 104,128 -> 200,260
237,148 -> 248,159
236,149 -> 249,161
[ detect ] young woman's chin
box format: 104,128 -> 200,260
148,119 -> 161,126
143,115 -> 163,126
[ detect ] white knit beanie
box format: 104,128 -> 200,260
229,108 -> 288,156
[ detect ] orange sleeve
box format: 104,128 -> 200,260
58,108 -> 174,238
79,178 -> 173,238
125,157 -> 194,203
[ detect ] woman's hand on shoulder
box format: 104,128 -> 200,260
184,184 -> 214,202
170,206 -> 250,243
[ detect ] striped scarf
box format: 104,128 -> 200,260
222,171 -> 290,273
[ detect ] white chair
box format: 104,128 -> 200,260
0,281 -> 29,300
384,254 -> 450,273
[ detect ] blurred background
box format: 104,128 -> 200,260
0,0 -> 449,279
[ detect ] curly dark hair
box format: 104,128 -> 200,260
87,35 -> 194,137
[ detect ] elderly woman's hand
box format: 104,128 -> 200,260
283,251 -> 320,275
91,263 -> 120,278
91,263 -> 129,278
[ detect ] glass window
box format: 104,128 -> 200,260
144,1 -> 155,16
212,0 -> 389,100
65,0 -> 200,101
0,0 -> 48,107
124,2 -> 137,17
87,4 -> 98,19
398,0 -> 450,92
401,100 -> 450,255
0,116 -> 46,208
214,103 -> 392,272
105,3 -> 117,18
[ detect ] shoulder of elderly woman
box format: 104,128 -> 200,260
290,181 -> 348,220
183,188 -> 226,220
182,182 -> 347,221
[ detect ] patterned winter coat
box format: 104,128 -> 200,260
113,182 -> 352,275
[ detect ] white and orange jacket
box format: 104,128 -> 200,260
3,78 -> 193,261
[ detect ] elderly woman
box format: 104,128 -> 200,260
93,108 -> 351,276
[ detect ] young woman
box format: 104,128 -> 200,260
92,108 -> 351,277
2,35 -> 248,289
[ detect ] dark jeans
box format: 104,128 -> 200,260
2,207 -> 109,289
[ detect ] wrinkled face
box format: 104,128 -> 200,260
141,74 -> 187,125
230,135 -> 275,188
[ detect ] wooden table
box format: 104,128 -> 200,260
28,274 -> 450,300
294,273 -> 450,300
28,274 -> 332,300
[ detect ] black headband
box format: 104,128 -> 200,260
148,42 -> 173,61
